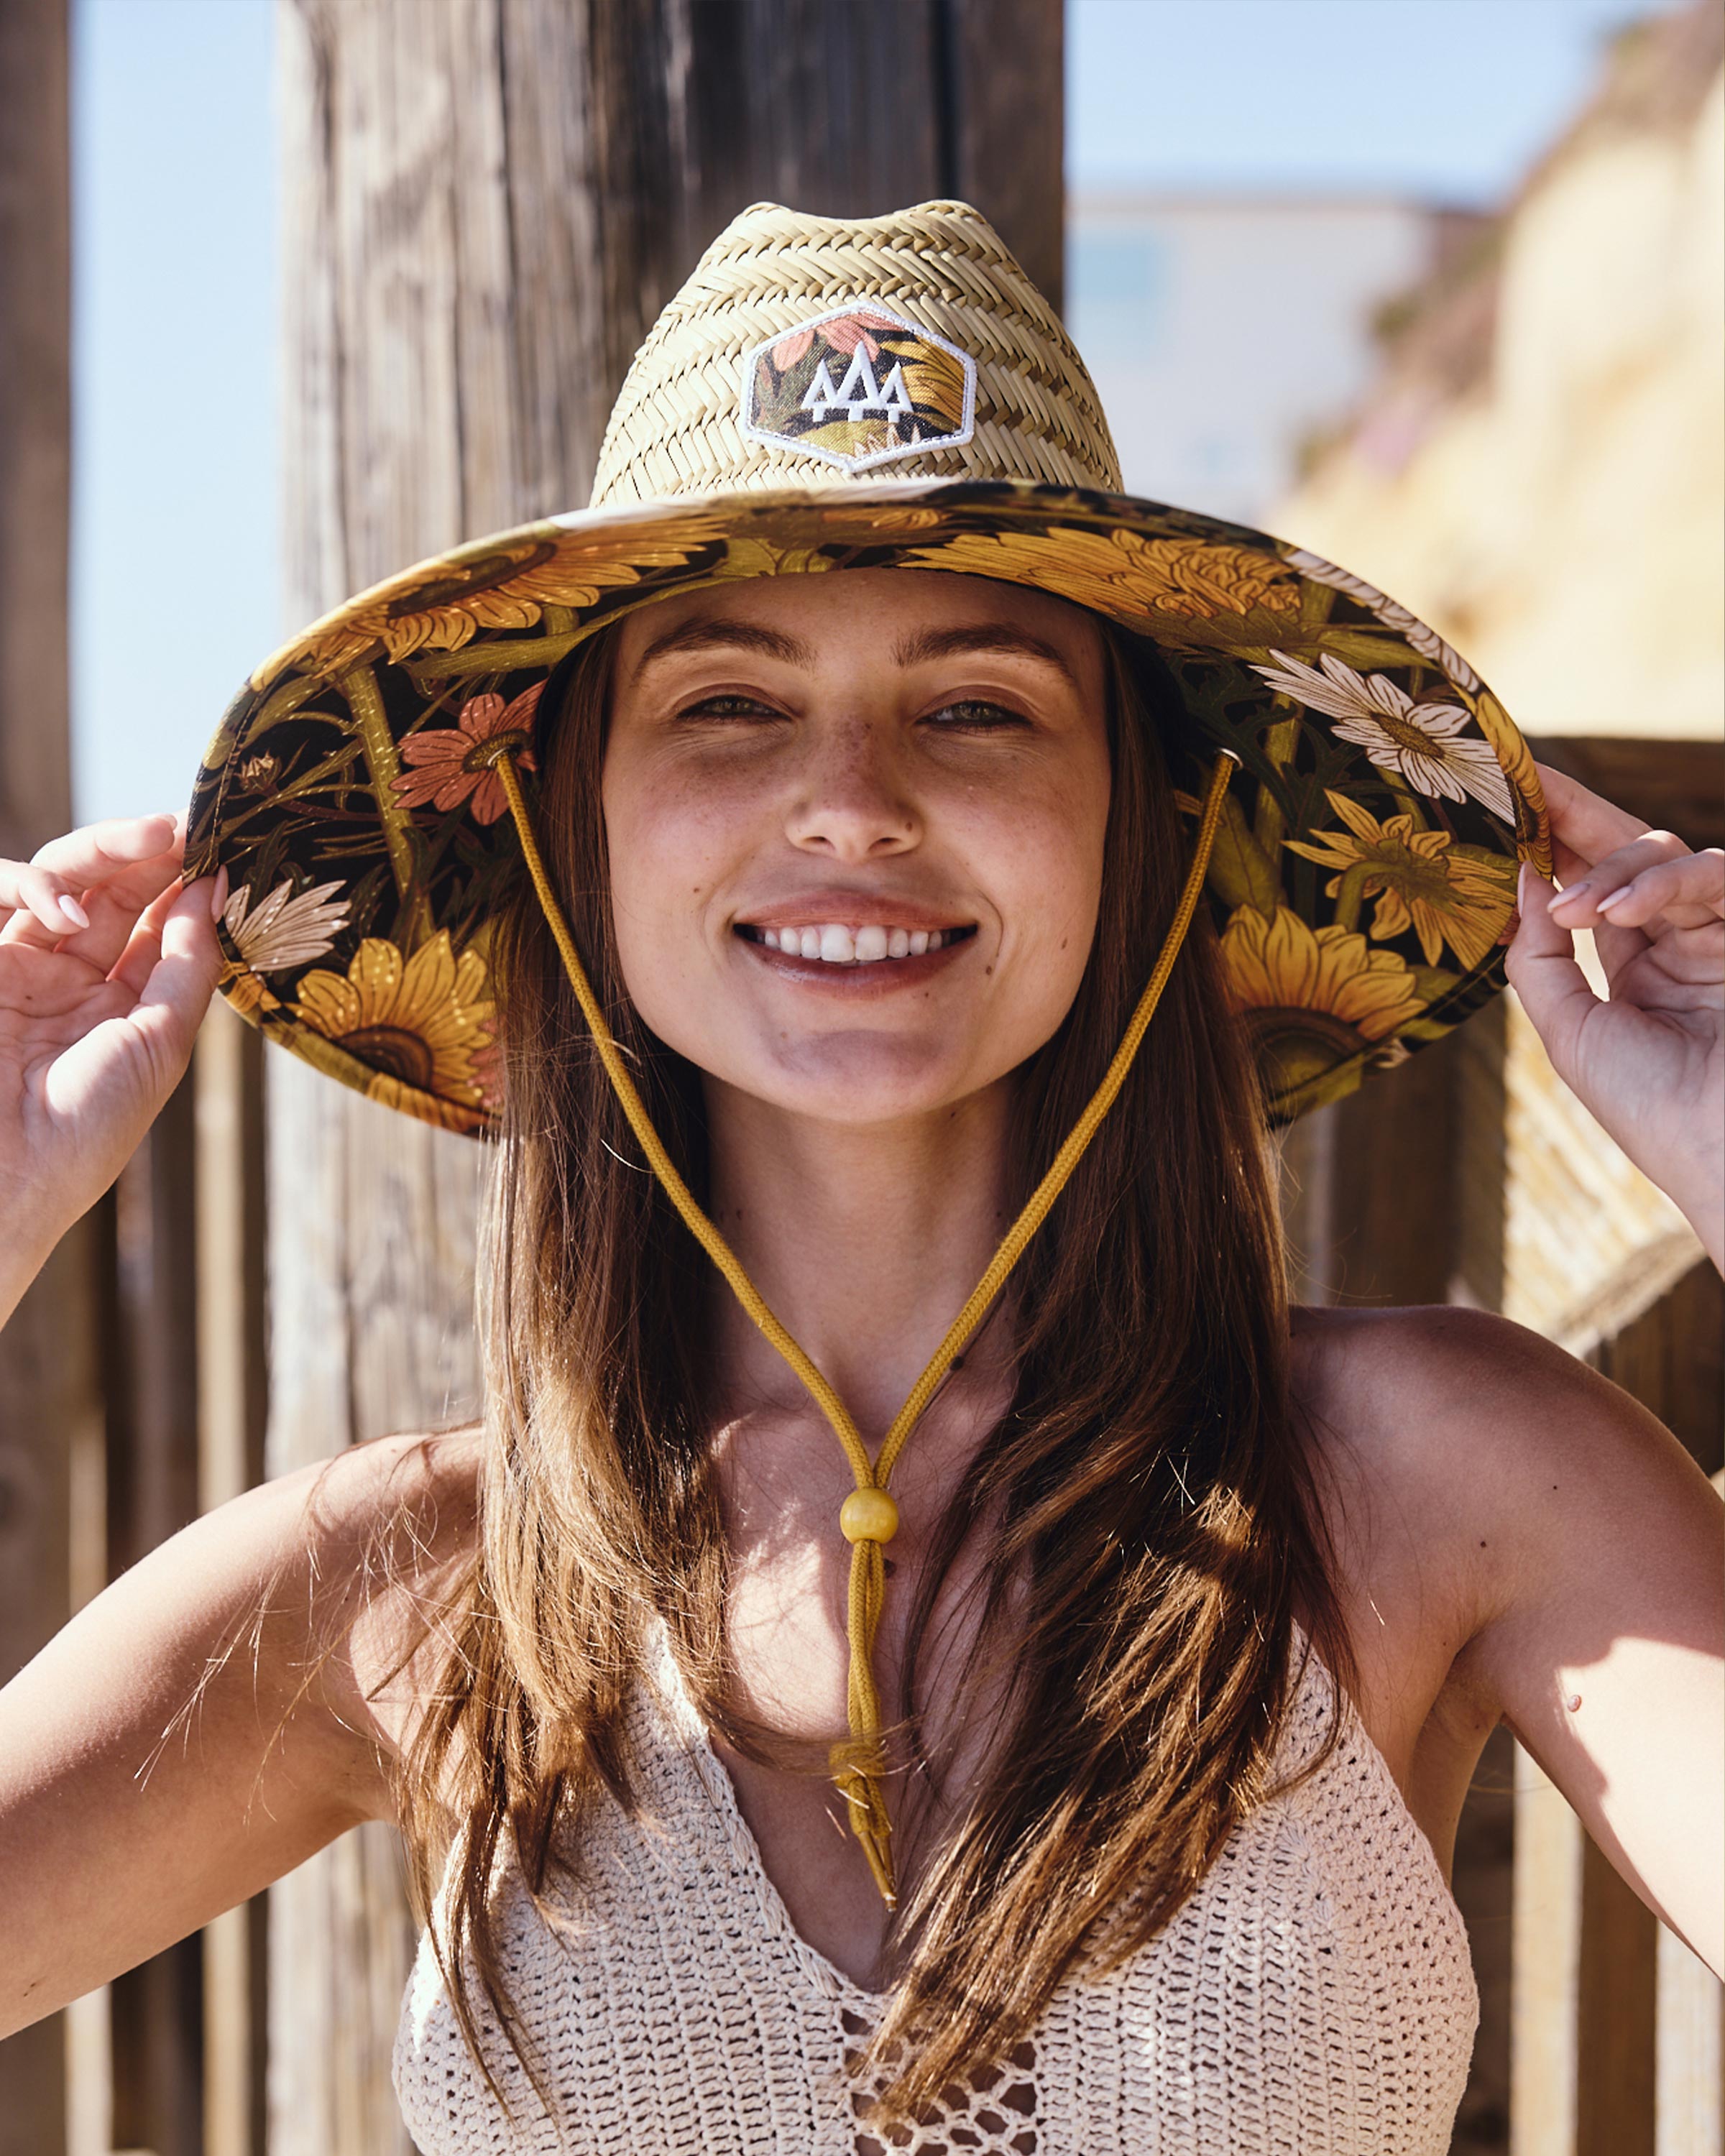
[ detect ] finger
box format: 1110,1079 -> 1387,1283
133,877 -> 225,1054
1504,865 -> 1604,1083
1548,829 -> 1691,927
1592,847 -> 1725,932
0,814 -> 182,946
22,849 -> 193,974
29,812 -> 183,881
106,874 -> 193,1000
0,860 -> 98,937
45,880 -> 224,1125
1535,763 -> 1652,867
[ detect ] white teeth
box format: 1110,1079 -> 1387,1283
751,924 -> 962,963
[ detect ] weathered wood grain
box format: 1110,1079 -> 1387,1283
0,0 -> 78,2146
196,1006 -> 271,2156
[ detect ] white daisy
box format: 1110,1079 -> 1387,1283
1252,650 -> 1514,823
1284,548 -> 1482,693
222,877 -> 350,973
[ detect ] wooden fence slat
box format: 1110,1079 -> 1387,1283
0,0 -> 75,2144
1655,1930 -> 1724,2156
1576,1835 -> 1658,2156
197,1005 -> 271,2156
105,1078 -> 204,2156
1512,1750 -> 1584,2156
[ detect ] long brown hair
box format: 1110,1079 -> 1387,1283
398,596 -> 1356,2127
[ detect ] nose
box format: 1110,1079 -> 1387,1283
783,717 -> 919,863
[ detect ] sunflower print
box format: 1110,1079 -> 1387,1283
901,525 -> 1302,628
187,479 -> 1545,1135
1284,793 -> 1517,972
293,934 -> 495,1123
1221,906 -> 1427,1117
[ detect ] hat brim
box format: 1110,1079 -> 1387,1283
185,477 -> 1549,1135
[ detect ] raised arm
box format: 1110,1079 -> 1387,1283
0,1427 -> 474,2040
1420,1311 -> 1725,1976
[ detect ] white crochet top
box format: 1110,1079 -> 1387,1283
394,1623 -> 1478,2154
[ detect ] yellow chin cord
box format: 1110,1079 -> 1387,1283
494,747 -> 1238,1908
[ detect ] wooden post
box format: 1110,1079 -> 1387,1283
270,2 -> 1064,2145
101,1079 -> 205,2156
196,1005 -> 270,2156
0,0 -> 78,2149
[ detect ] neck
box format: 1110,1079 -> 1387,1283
703,1079 -> 1018,1445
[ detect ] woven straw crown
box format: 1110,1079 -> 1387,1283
590,198 -> 1123,503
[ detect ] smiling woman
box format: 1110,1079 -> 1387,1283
1,195 -> 1721,2156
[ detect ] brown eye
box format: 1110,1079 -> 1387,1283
926,699 -> 1028,730
680,694 -> 781,722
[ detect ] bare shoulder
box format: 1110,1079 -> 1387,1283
265,1424 -> 484,1764
95,1420 -> 483,1802
1290,1299 -> 1720,1685
1292,1297 -> 1684,1509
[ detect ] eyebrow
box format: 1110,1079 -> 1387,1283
891,623 -> 1081,688
630,612 -> 1082,689
632,617 -> 814,672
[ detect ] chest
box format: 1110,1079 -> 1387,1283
709,1421 -> 1491,1994
716,1483 -> 1013,1989
395,1620 -> 1483,2156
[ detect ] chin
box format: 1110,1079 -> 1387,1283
708,1027 -> 994,1127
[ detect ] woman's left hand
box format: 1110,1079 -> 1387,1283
1506,762 -> 1724,1271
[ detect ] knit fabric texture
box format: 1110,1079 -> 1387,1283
394,1627 -> 1478,2154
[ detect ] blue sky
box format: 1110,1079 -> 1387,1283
1067,0 -> 1658,195
73,0 -> 1663,821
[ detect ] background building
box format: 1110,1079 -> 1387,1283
1070,193 -> 1483,525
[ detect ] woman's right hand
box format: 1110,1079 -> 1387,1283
0,814 -> 224,1319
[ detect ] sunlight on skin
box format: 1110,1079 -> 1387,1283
600,571 -> 1114,1429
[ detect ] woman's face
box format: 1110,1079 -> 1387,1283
602,568 -> 1112,1126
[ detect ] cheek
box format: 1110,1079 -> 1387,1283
982,760 -> 1109,982
600,752 -> 745,1025
1003,827 -> 1106,1051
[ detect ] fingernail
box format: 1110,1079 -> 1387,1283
211,865 -> 230,921
58,893 -> 90,930
1549,883 -> 1585,913
1595,884 -> 1632,911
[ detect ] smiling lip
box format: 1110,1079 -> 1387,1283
732,893 -> 978,975
737,894 -> 970,935
736,926 -> 975,983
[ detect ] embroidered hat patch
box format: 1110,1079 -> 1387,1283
740,303 -> 977,472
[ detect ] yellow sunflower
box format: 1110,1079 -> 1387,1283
293,932 -> 494,1115
1468,688 -> 1552,875
252,516 -> 728,685
1284,792 -> 1516,970
899,525 -> 1300,626
1220,905 -> 1425,1106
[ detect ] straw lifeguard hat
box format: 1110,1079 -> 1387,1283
187,198 -> 1547,1135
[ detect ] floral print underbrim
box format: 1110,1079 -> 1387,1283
185,479 -> 1549,1135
